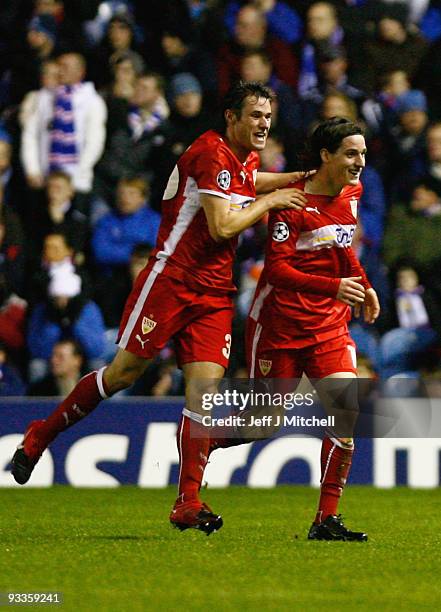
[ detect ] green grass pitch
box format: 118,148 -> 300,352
1,486 -> 441,611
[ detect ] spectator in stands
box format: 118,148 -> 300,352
258,134 -> 286,172
20,52 -> 107,201
362,69 -> 411,135
29,338 -> 84,396
224,0 -> 302,45
32,170 -> 88,262
416,34 -> 441,118
0,183 -> 26,296
384,177 -> 441,270
320,91 -> 358,123
0,131 -> 13,204
32,0 -> 96,53
101,51 -> 145,103
0,270 -> 27,356
388,90 -> 429,197
9,14 -> 58,107
239,49 -> 302,132
0,341 -> 26,396
88,13 -> 144,90
135,0 -> 225,66
379,264 -> 439,378
93,72 -> 169,204
361,4 -> 428,94
158,28 -> 218,109
92,177 -> 160,273
424,122 -> 441,180
166,73 -> 210,143
152,73 -> 211,207
301,44 -> 366,127
19,59 -> 60,128
217,4 -> 298,97
409,122 -> 441,193
298,2 -> 344,99
27,233 -> 105,378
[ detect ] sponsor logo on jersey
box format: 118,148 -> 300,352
296,224 -> 356,250
216,170 -> 231,190
272,221 -> 289,242
305,206 -> 320,214
259,359 -> 272,376
142,316 -> 157,335
350,198 -> 358,218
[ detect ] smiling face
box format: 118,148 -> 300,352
322,134 -> 366,190
226,95 -> 272,160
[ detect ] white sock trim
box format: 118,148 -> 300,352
96,367 -> 109,399
329,436 -> 354,449
182,408 -> 203,424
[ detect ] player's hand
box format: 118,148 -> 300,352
354,287 -> 380,323
266,188 -> 307,211
336,276 -> 365,306
289,170 -> 317,183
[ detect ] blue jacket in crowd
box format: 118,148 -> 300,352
92,205 -> 161,268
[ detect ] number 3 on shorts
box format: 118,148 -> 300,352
222,334 -> 232,359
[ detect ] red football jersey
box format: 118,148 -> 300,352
249,179 -> 370,349
149,130 -> 259,295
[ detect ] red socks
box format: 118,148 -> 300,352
315,437 -> 354,524
38,368 -> 110,443
176,412 -> 210,504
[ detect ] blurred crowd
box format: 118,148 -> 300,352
1,0 -> 441,397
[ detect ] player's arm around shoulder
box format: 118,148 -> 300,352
255,171 -> 314,194
201,189 -> 307,242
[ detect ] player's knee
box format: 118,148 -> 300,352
185,379 -> 220,413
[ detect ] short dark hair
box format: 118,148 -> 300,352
301,117 -> 365,170
222,80 -> 274,130
138,71 -> 165,94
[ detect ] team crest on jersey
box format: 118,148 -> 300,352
272,221 -> 289,242
259,359 -> 272,376
142,316 -> 157,335
216,170 -> 231,190
350,198 -> 358,218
